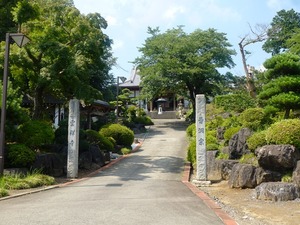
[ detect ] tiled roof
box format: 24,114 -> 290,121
119,67 -> 141,88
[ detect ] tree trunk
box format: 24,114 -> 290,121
32,86 -> 45,120
239,41 -> 256,98
284,108 -> 290,119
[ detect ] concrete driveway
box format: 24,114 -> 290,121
0,119 -> 227,225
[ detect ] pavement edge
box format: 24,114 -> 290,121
181,162 -> 238,225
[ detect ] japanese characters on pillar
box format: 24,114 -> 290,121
196,94 -> 207,181
67,99 -> 80,178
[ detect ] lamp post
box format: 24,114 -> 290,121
0,33 -> 30,175
116,76 -> 126,122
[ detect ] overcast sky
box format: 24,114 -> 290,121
73,0 -> 300,79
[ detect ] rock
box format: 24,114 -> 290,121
255,182 -> 300,201
206,151 -> 238,181
89,145 -> 105,166
255,167 -> 282,185
220,160 -> 239,180
79,151 -> 92,170
293,160 -> 300,186
255,145 -> 300,171
228,128 -> 252,159
228,163 -> 257,188
216,127 -> 225,141
32,153 -> 64,177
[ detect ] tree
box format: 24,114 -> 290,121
238,24 -> 268,97
263,9 -> 300,55
0,0 -> 19,41
135,26 -> 236,115
258,53 -> 300,118
5,0 -> 114,119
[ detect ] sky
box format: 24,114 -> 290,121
73,0 -> 300,79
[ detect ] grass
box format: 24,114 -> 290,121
0,171 -> 55,198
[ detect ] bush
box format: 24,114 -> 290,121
133,116 -> 154,125
206,134 -> 218,145
187,137 -> 196,166
281,171 -> 293,182
247,131 -> 267,151
223,127 -> 241,143
238,108 -> 266,131
265,119 -> 300,149
85,129 -> 114,151
186,123 -> 196,137
17,120 -> 55,149
207,143 -> 219,151
121,147 -> 131,155
214,93 -> 256,113
216,152 -> 229,159
7,144 -> 36,168
239,153 -> 258,166
100,123 -> 134,147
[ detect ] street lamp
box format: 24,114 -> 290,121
0,33 -> 30,175
116,76 -> 126,122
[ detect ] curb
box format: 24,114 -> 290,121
181,163 -> 238,225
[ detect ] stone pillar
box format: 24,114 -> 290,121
193,94 -> 211,186
67,99 -> 80,178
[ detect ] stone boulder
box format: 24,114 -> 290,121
228,163 -> 257,188
293,160 -> 300,186
89,145 -> 106,167
79,151 -> 92,170
228,128 -> 252,159
255,145 -> 300,172
255,182 -> 300,201
206,151 -> 239,181
216,127 -> 225,141
255,167 -> 282,185
32,153 -> 64,177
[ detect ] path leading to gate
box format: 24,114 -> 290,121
0,119 -> 234,225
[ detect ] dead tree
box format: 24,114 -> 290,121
239,24 -> 268,98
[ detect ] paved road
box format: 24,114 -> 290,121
0,119 -> 224,225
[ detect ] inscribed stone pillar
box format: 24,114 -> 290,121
67,99 -> 80,178
195,94 -> 207,181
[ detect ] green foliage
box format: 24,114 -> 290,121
85,129 -> 114,151
207,143 -> 219,151
187,137 -> 196,166
17,120 -> 55,149
0,188 -> 9,198
223,127 -> 241,143
221,115 -> 241,128
247,131 -> 267,151
100,123 -> 134,147
54,119 -> 68,144
238,108 -> 267,131
121,147 -> 131,155
281,171 -> 293,182
1,172 -> 54,191
7,144 -> 36,168
263,9 -> 300,55
214,94 -> 256,113
216,152 -> 229,159
265,119 -> 300,149
186,123 -> 196,137
135,26 -> 236,115
206,133 -> 218,146
133,116 -> 154,125
239,153 -> 258,166
259,53 -> 300,119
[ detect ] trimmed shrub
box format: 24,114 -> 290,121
214,93 -> 256,113
247,131 -> 267,151
133,116 -> 154,125
238,108 -> 266,131
17,120 -> 55,149
85,129 -> 114,151
265,119 -> 300,149
121,147 -> 131,155
216,152 -> 229,159
223,127 -> 241,142
100,123 -> 134,147
207,143 -> 219,151
187,137 -> 196,166
7,144 -> 36,168
186,123 -> 196,137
